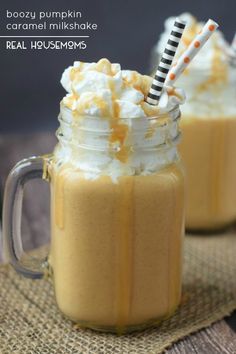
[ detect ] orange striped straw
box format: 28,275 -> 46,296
165,19 -> 219,86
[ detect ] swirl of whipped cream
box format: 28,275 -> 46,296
56,58 -> 185,181
154,13 -> 236,117
61,58 -> 185,118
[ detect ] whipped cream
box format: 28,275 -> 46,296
55,58 -> 185,181
154,13 -> 236,117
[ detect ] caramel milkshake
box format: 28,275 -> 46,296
48,58 -> 185,332
50,166 -> 184,329
155,14 -> 236,230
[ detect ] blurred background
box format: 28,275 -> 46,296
0,0 -> 235,133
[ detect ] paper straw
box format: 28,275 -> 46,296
165,19 -> 219,86
146,18 -> 186,106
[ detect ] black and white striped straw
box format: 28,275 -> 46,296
146,18 -> 186,106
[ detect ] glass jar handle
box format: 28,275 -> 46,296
3,156 -> 49,279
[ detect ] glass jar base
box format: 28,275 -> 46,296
67,306 -> 179,335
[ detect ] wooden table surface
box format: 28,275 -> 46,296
0,132 -> 236,354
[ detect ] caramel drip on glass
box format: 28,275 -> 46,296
54,166 -> 71,230
42,154 -> 53,182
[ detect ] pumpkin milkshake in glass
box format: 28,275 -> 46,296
49,59 -> 185,332
3,58 -> 185,333
154,13 -> 236,231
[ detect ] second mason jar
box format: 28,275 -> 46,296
178,26 -> 236,231
155,13 -> 236,231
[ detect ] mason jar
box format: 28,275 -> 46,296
178,63 -> 236,231
3,104 -> 184,334
152,13 -> 236,231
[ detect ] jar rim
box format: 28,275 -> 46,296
56,128 -> 182,152
59,104 -> 180,124
56,103 -> 181,152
